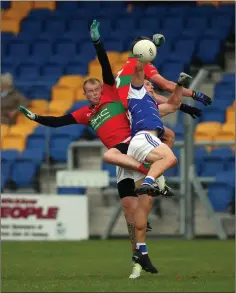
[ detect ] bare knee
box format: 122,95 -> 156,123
103,148 -> 119,164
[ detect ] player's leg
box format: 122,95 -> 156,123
104,147 -> 149,176
162,126 -> 175,148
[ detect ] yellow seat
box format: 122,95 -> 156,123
226,107 -> 235,123
33,1 -> 56,10
11,1 -> 33,11
2,135 -> 26,152
58,75 -> 84,89
197,1 -> 219,6
88,60 -> 99,74
49,100 -> 73,113
1,18 -> 20,34
43,109 -> 65,116
31,100 -> 49,112
213,132 -> 235,142
195,122 -> 222,136
221,123 -> 235,134
195,132 -> 214,142
75,88 -> 85,100
16,114 -> 37,126
8,124 -> 35,136
3,8 -> 29,20
112,62 -> 125,75
1,124 -> 9,138
120,52 -> 132,62
52,86 -> 75,101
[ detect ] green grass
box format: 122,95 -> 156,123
2,239 -> 235,292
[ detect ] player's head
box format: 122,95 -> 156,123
131,36 -> 153,53
83,78 -> 102,105
144,79 -> 154,96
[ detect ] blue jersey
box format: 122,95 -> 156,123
127,85 -> 165,138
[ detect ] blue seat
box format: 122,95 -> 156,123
194,147 -> 209,175
8,41 -> 30,58
16,63 -> 40,81
64,62 -> 88,75
20,149 -> 44,165
200,156 -> 225,177
167,5 -> 189,16
50,135 -> 74,162
172,124 -> 184,140
1,0 -> 10,9
66,19 -> 90,32
21,19 -> 43,34
1,32 -> 14,44
54,41 -> 76,56
162,62 -> 185,81
203,28 -> 230,41
116,18 -> 136,31
220,73 -> 235,85
210,148 -> 234,162
161,16 -> 184,30
217,4 -> 235,15
67,101 -> 89,113
2,161 -> 12,183
41,62 -> 65,78
210,15 -> 233,30
138,18 -> 161,30
27,136 -> 47,151
186,16 -> 208,30
43,19 -> 65,34
144,5 -> 168,16
196,38 -> 221,64
56,1 -> 79,11
181,27 -> 202,39
1,174 -> 7,190
102,162 -> 116,178
27,53 -> 49,64
31,41 -> 52,56
48,54 -> 72,65
14,31 -> 38,42
27,9 -> 52,20
189,5 -> 217,16
201,108 -> 225,123
87,126 -> 97,138
28,85 -> 51,100
104,39 -> 124,52
1,150 -> 19,162
208,184 -> 234,211
11,160 -> 38,187
53,125 -> 85,140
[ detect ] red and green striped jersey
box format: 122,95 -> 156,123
115,54 -> 159,109
71,84 -> 131,149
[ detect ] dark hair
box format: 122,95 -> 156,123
131,36 -> 153,53
83,78 -> 101,91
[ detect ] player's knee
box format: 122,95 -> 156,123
121,197 -> 138,220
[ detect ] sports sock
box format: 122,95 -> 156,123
136,242 -> 148,255
138,163 -> 149,175
143,176 -> 155,186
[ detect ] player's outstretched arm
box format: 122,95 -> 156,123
90,19 -> 114,86
19,106 -> 77,127
131,61 -> 145,88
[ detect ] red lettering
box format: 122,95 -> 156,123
1,198 -> 37,204
1,206 -> 59,219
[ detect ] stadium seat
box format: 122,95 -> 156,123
194,147 -> 209,175
20,149 -> 44,165
31,100 -> 49,112
8,41 -> 30,58
41,62 -> 65,79
186,16 -> 208,30
28,85 -> 51,101
27,9 -> 53,20
213,131 -> 235,142
54,40 -> 76,56
221,123 -> 235,134
208,182 -> 234,211
21,19 -> 43,35
8,124 -> 36,137
49,99 -> 73,113
58,75 -> 84,89
2,8 -> 28,21
226,107 -> 235,123
2,135 -> 26,152
67,101 -> 89,113
75,88 -> 85,100
172,124 -> 184,140
210,148 -> 234,163
11,160 -> 39,187
120,52 -> 131,62
195,132 -> 214,143
1,124 -> 9,138
52,86 -> 75,101
195,122 -> 222,136
2,161 -> 12,185
201,108 -> 226,123
16,62 -> 40,81
33,1 -> 56,10
50,135 -> 74,162
31,40 -> 52,56
64,62 -> 88,76
161,16 -> 184,29
53,124 -> 85,140
200,155 -> 225,176
196,38 -> 221,64
102,162 -> 116,178
1,150 -> 19,163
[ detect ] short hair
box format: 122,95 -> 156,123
131,36 -> 153,53
0,73 -> 13,88
83,78 -> 101,91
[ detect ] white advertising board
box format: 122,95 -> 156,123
1,194 -> 88,241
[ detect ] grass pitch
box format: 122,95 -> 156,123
2,239 -> 234,292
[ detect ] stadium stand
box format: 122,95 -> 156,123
1,1 -> 235,213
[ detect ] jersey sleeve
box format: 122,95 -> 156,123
144,63 -> 159,79
71,107 -> 89,124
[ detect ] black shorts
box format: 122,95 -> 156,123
112,143 -> 137,199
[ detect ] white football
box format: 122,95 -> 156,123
133,39 -> 157,63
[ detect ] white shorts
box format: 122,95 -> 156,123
116,166 -> 144,184
127,131 -> 163,163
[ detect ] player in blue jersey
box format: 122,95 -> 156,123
127,61 -> 192,278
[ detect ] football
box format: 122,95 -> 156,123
132,39 -> 157,63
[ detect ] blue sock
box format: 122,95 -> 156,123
143,176 -> 155,186
136,242 -> 148,255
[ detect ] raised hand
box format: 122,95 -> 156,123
90,19 -> 100,42
19,106 -> 36,120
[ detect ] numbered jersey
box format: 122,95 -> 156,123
115,54 -> 159,109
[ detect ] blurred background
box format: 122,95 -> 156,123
1,0 -> 235,241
